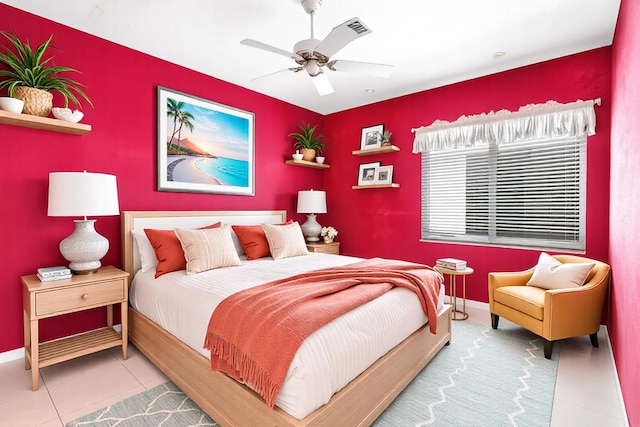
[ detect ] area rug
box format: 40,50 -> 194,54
67,320 -> 558,427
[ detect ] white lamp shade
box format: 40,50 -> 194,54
297,190 -> 327,214
48,172 -> 120,217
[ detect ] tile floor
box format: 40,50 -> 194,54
0,304 -> 629,427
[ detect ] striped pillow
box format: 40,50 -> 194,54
174,225 -> 242,274
262,222 -> 309,260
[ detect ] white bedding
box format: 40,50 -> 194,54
130,253 -> 445,420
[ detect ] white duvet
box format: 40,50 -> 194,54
129,253 -> 445,420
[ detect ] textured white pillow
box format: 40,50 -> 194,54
262,221 -> 309,260
132,230 -> 157,273
174,225 -> 242,275
526,252 -> 595,290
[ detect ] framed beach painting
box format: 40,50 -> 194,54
157,86 -> 255,195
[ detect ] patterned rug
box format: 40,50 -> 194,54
67,320 -> 558,427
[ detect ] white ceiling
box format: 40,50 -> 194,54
2,0 -> 620,115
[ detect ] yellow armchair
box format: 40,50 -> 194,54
488,255 -> 611,359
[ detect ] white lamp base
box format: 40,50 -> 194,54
59,219 -> 109,274
300,213 -> 322,242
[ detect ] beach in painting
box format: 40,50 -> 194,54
167,155 -> 249,187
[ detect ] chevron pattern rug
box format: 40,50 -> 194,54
67,320 -> 558,427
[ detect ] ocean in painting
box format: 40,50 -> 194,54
194,157 -> 249,187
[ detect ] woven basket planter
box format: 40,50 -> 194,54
300,148 -> 316,161
13,87 -> 53,117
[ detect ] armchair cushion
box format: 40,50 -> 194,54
494,286 -> 545,320
526,252 -> 594,290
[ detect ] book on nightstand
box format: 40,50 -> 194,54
37,266 -> 71,277
37,273 -> 72,282
436,258 -> 467,271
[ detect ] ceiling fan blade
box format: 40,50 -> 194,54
314,17 -> 372,58
311,72 -> 334,96
249,67 -> 304,82
327,60 -> 393,78
240,38 -> 304,62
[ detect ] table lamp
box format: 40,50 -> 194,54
297,189 -> 327,242
47,171 -> 120,274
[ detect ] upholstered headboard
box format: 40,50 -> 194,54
121,210 -> 287,280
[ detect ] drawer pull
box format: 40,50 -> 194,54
82,294 -> 89,300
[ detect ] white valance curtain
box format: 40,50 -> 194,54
412,99 -> 599,153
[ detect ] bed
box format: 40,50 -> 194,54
121,210 -> 452,427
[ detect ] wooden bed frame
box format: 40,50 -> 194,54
121,210 -> 452,427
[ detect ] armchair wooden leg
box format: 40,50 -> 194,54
590,333 -> 599,348
543,339 -> 553,359
491,313 -> 499,329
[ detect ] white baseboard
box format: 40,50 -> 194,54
0,347 -> 24,364
603,325 -> 630,427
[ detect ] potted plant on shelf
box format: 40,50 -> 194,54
380,130 -> 392,146
289,122 -> 326,162
0,31 -> 92,117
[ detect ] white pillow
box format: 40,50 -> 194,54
174,225 -> 242,275
526,252 -> 595,290
262,221 -> 309,260
131,230 -> 157,273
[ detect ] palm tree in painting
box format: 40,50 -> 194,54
166,98 -> 182,146
166,99 -> 195,149
175,110 -> 195,149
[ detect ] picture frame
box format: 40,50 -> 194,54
157,86 -> 255,195
357,161 -> 382,186
374,165 -> 394,185
360,124 -> 384,150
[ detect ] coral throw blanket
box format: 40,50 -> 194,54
203,257 -> 443,408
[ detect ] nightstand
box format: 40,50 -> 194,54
306,241 -> 340,255
21,265 -> 130,390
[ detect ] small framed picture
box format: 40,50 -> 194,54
374,165 -> 394,184
360,124 -> 384,150
358,162 -> 381,186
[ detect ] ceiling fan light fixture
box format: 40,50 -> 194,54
305,59 -> 322,76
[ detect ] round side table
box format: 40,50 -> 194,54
433,265 -> 474,321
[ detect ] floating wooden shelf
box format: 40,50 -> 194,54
0,109 -> 91,135
285,159 -> 330,169
352,183 -> 400,189
352,145 -> 400,156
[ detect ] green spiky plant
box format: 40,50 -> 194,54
288,122 -> 326,156
0,30 -> 92,108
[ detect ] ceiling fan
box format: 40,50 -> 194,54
240,0 -> 393,96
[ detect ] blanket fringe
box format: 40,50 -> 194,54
204,333 -> 280,408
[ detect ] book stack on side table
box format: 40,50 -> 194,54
435,258 -> 467,271
37,266 -> 72,282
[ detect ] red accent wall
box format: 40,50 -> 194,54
0,5 -> 323,353
1,5 -> 633,421
324,48 -> 612,305
610,0 -> 640,423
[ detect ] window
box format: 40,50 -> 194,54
421,136 -> 586,250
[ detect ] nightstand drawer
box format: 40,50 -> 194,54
306,242 -> 340,255
35,280 -> 124,316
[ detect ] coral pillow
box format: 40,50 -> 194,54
232,220 -> 293,260
144,222 -> 221,278
526,252 -> 595,290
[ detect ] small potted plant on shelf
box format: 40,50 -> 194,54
289,122 -> 326,162
0,30 -> 93,117
380,130 -> 392,146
